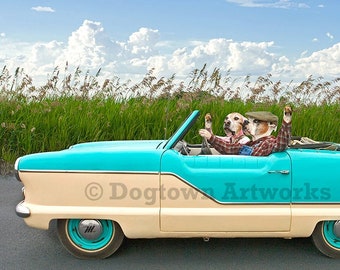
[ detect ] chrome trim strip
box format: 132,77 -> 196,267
17,170 -> 159,175
14,157 -> 20,170
14,158 -> 22,182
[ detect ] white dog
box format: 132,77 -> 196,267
205,112 -> 250,144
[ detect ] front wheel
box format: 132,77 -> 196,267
57,219 -> 124,259
312,220 -> 340,258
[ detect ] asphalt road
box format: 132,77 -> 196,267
1,175 -> 339,270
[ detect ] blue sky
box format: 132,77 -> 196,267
0,0 -> 339,85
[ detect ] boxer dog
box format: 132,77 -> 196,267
205,112 -> 250,144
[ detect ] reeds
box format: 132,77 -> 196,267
0,64 -> 339,167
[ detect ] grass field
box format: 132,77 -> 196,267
1,65 -> 339,167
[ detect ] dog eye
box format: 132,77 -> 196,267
234,117 -> 239,121
253,119 -> 261,124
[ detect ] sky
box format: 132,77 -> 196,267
0,0 -> 339,86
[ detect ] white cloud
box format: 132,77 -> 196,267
127,27 -> 160,55
0,33 -> 5,38
326,32 -> 334,40
161,39 -> 277,78
225,0 -> 310,9
167,47 -> 195,76
55,20 -> 107,68
28,41 -> 64,76
31,6 -> 55,12
0,40 -> 32,67
270,43 -> 340,81
1,20 -> 339,86
228,41 -> 275,73
293,43 -> 340,77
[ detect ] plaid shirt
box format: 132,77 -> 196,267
208,121 -> 291,156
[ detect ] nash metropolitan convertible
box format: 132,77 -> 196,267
15,110 -> 340,259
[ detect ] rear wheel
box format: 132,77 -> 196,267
57,219 -> 124,259
312,220 -> 340,258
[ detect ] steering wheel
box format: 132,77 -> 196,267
200,137 -> 212,155
174,140 -> 190,155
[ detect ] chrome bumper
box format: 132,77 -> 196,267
16,201 -> 31,218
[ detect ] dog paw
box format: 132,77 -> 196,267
199,129 -> 212,140
204,113 -> 212,130
284,106 -> 292,116
283,106 -> 292,123
205,113 -> 212,122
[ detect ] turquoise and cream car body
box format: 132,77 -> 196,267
15,110 -> 340,259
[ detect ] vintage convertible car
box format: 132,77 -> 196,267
15,110 -> 340,259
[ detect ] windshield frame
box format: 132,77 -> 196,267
162,110 -> 200,150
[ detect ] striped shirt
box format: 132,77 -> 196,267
208,121 -> 291,156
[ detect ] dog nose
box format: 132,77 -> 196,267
242,120 -> 249,128
224,120 -> 231,127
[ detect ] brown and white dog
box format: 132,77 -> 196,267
242,115 -> 278,141
242,106 -> 292,140
199,106 -> 292,156
205,112 -> 250,144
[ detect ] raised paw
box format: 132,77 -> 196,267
284,106 -> 292,116
283,106 -> 292,123
205,113 -> 212,122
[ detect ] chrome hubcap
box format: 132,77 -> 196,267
78,220 -> 103,240
333,220 -> 340,238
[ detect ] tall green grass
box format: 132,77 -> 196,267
0,65 -> 339,168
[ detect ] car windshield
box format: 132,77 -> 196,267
162,110 -> 200,150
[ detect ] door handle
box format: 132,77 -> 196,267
268,170 -> 290,175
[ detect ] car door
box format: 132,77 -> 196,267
160,150 -> 292,232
